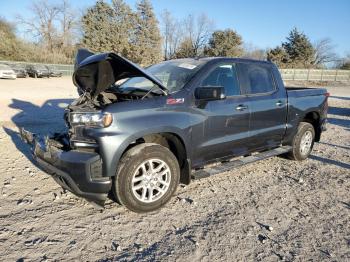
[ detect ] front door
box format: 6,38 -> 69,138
192,62 -> 251,166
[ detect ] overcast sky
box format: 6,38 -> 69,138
1,0 -> 349,56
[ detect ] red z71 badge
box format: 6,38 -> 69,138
166,98 -> 185,105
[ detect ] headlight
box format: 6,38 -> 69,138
70,112 -> 113,127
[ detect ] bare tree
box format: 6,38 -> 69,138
58,0 -> 78,49
313,38 -> 338,67
185,14 -> 214,56
169,21 -> 183,59
17,0 -> 61,51
243,43 -> 267,60
16,0 -> 78,58
160,9 -> 182,60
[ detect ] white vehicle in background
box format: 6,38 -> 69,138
0,64 -> 17,79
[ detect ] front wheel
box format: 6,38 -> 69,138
113,143 -> 180,213
287,122 -> 315,161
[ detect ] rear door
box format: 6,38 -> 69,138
238,63 -> 287,150
192,62 -> 251,165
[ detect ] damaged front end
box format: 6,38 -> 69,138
19,49 -> 168,208
20,127 -> 111,208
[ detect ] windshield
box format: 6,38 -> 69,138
35,65 -> 47,70
13,64 -> 25,69
116,59 -> 206,94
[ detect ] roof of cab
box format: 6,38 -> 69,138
164,56 -> 273,65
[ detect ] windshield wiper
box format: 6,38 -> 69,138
141,84 -> 165,99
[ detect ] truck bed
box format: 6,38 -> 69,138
286,86 -> 328,98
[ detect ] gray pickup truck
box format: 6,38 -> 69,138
21,49 -> 328,213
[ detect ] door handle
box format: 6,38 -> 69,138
235,104 -> 248,111
276,101 -> 284,107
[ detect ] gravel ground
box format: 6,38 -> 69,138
0,78 -> 349,261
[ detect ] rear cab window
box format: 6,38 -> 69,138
238,63 -> 276,95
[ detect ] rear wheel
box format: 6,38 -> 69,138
287,122 -> 315,161
113,143 -> 180,213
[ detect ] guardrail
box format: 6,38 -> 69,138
1,60 -> 350,81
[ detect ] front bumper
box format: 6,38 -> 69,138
20,129 -> 112,207
36,72 -> 50,77
0,74 -> 16,79
50,73 -> 62,77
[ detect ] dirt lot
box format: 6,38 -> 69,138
0,77 -> 349,261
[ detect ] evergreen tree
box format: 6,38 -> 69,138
81,1 -> 118,53
0,19 -> 29,61
111,0 -> 135,57
340,56 -> 350,70
340,62 -> 350,70
204,29 -> 243,57
267,46 -> 290,67
0,19 -> 19,60
267,28 -> 315,68
174,38 -> 196,58
282,28 -> 315,68
133,0 -> 162,65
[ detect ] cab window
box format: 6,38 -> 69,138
201,63 -> 240,96
239,63 -> 275,94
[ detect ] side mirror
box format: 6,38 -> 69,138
195,86 -> 226,101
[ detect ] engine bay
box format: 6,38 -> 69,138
68,86 -> 163,111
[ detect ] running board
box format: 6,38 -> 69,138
192,146 -> 292,180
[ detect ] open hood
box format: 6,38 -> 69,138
73,49 -> 168,98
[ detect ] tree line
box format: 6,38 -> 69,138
1,0 -> 349,69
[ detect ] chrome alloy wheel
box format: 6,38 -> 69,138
300,130 -> 313,155
131,159 -> 171,203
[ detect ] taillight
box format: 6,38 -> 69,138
325,92 -> 330,97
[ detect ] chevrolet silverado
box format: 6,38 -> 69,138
21,49 -> 328,213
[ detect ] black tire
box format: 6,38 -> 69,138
113,143 -> 180,213
287,122 -> 315,161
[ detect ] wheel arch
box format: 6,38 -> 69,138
113,132 -> 191,185
301,111 -> 321,142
